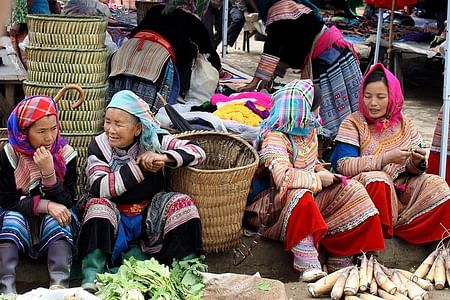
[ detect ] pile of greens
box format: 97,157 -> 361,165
96,256 -> 207,300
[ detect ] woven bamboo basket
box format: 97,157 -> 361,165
27,61 -> 106,74
60,119 -> 104,133
26,46 -> 107,65
28,32 -> 106,49
28,70 -> 107,85
24,82 -> 107,102
166,131 -> 259,253
27,15 -> 107,35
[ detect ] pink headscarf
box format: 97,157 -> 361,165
359,63 -> 404,132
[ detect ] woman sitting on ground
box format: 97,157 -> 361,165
0,96 -> 78,294
78,90 -> 206,292
246,79 -> 384,282
331,63 -> 450,245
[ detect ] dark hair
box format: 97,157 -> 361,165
311,84 -> 322,111
364,69 -> 388,87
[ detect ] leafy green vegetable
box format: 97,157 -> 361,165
256,281 -> 272,291
96,256 -> 207,300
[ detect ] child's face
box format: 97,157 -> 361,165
27,115 -> 58,150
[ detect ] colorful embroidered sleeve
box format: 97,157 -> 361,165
255,53 -> 280,81
332,141 -> 383,177
260,131 -> 322,194
159,134 -> 206,168
86,139 -> 145,199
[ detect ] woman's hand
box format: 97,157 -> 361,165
411,148 -> 426,167
47,202 -> 71,227
317,170 -> 335,187
237,77 -> 272,92
33,146 -> 55,176
136,151 -> 169,172
382,149 -> 411,166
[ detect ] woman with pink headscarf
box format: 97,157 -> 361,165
331,63 -> 450,245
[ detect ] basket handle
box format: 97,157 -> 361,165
54,84 -> 86,109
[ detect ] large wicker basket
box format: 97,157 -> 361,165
167,132 -> 259,253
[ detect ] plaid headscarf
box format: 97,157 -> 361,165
359,63 -> 404,132
7,96 -> 68,179
259,79 -> 321,139
107,90 -> 168,152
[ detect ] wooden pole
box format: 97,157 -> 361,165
387,0 -> 396,68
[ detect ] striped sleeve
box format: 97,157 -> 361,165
159,134 -> 206,168
255,53 -> 280,81
333,141 -> 384,177
261,131 -> 322,194
86,139 -> 145,199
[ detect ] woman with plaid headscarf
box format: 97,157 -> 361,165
246,79 -> 384,282
0,96 -> 78,294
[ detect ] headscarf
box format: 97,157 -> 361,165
259,79 -> 321,138
107,90 -> 168,152
62,0 -> 111,17
254,0 -> 321,22
359,63 -> 404,132
7,96 -> 68,179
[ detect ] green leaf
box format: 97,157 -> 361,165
256,281 -> 272,291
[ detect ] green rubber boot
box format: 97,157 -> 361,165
81,249 -> 106,293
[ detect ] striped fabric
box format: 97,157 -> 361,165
109,38 -> 172,84
0,209 -> 77,258
292,235 -> 321,272
86,132 -> 206,200
266,0 -> 312,26
335,112 -> 422,179
255,53 -> 280,82
334,111 -> 450,227
248,129 -> 379,242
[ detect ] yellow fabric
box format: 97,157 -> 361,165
213,103 -> 262,126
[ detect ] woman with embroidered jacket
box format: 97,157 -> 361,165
239,0 -> 362,142
78,90 -> 206,292
0,96 -> 78,294
246,79 -> 384,282
331,63 -> 450,244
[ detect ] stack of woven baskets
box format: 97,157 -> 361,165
24,15 -> 109,197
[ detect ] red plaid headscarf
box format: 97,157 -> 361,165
7,96 -> 68,179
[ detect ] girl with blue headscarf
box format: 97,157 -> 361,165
246,80 -> 384,282
77,90 -> 206,293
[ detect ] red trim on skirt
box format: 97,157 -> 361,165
366,181 -> 394,238
320,215 -> 385,256
395,199 -> 450,244
285,192 -> 327,250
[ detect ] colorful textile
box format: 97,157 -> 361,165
7,96 -> 71,184
254,0 -> 320,22
358,64 -> 404,133
213,103 -> 262,127
255,53 -> 280,82
107,90 -> 168,152
246,129 -> 383,257
245,101 -> 269,119
259,79 -> 320,139
428,106 -> 450,184
0,209 -> 78,259
266,0 -> 312,26
292,235 -> 321,272
310,26 -> 358,64
211,92 -> 272,109
333,108 -> 450,241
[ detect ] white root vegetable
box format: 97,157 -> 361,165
344,266 -> 360,296
406,279 -> 429,300
344,296 -> 361,300
445,250 -> 450,287
412,249 -> 437,282
425,253 -> 438,282
369,278 -> 377,295
390,271 -> 407,295
359,254 -> 368,292
367,255 -> 374,285
331,268 -> 350,300
358,294 -> 384,300
434,251 -> 446,290
373,260 -> 396,295
307,267 -> 352,297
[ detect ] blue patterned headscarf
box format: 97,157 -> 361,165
107,90 -> 168,152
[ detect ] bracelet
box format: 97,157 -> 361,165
41,171 -> 55,179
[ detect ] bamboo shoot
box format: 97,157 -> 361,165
359,294 -> 384,300
369,278 -> 377,295
308,267 -> 352,297
331,268 -> 350,300
391,271 -> 407,295
406,280 -> 429,300
373,260 -> 396,295
367,255 -> 374,285
434,252 -> 446,290
412,250 -> 437,282
359,254 -> 368,292
344,266 -> 360,296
